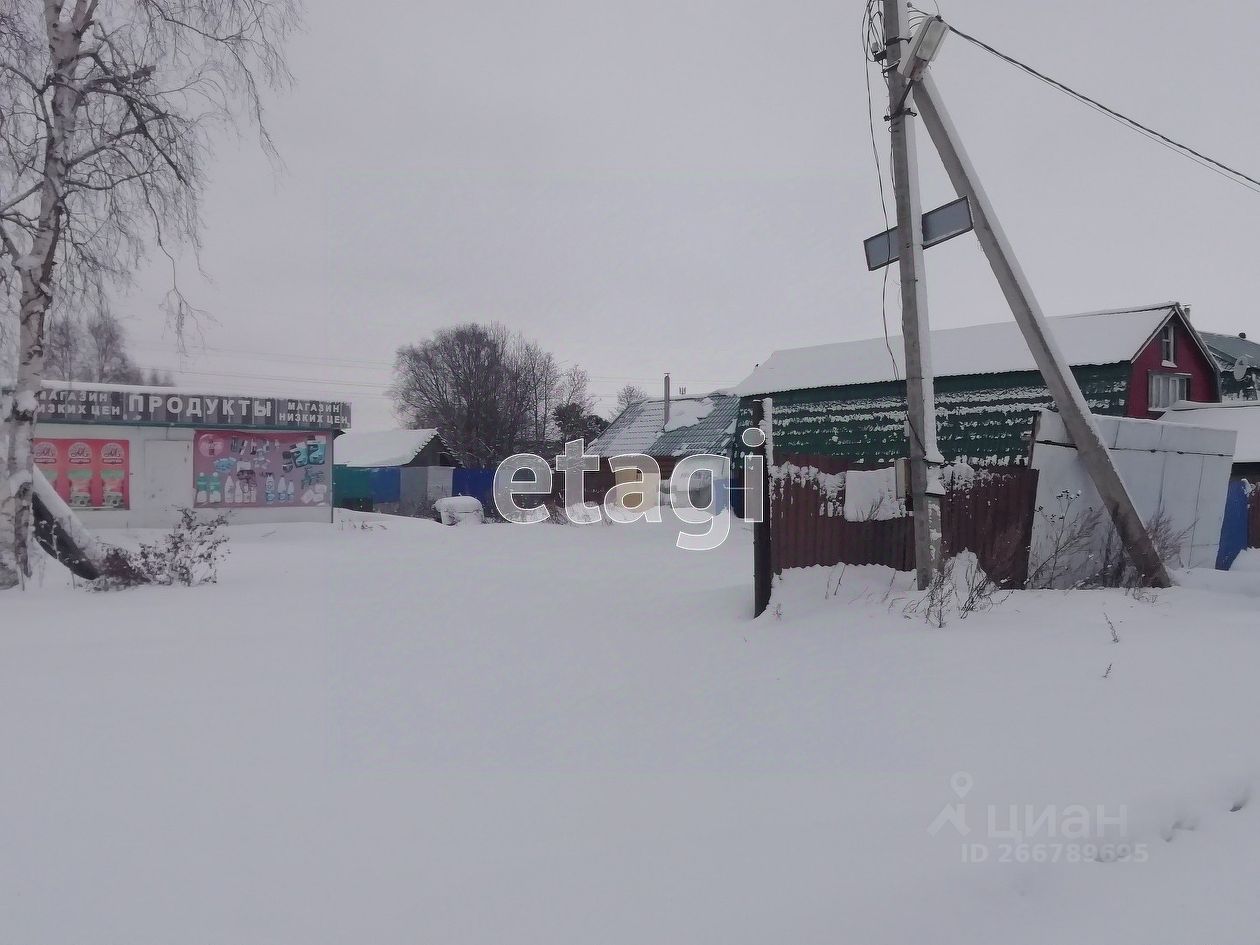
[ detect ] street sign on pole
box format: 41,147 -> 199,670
864,196 -> 973,271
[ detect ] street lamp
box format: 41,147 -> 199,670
897,16 -> 949,80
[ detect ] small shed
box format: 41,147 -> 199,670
333,428 -> 459,513
732,303 -> 1220,466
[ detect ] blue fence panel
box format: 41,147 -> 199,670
728,473 -> 746,518
710,478 -> 731,514
1217,478 -> 1250,570
371,467 -> 402,504
453,468 -> 497,508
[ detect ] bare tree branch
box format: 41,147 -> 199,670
0,0 -> 301,585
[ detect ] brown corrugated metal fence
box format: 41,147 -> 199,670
550,457 -> 681,507
770,453 -> 1039,586
1250,487 -> 1260,549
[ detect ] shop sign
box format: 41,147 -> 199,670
34,386 -> 351,430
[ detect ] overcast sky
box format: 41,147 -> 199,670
119,0 -> 1260,430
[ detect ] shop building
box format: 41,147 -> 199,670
30,381 -> 351,528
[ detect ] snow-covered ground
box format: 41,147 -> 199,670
4,513 -> 1260,943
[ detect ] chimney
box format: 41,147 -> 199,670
663,373 -> 671,428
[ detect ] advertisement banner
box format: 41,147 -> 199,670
193,430 -> 331,508
33,437 -> 130,510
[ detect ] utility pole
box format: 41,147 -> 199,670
883,0 -> 944,590
663,372 -> 671,428
913,73 -> 1171,586
749,398 -> 773,617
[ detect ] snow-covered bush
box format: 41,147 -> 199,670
1026,491 -> 1104,589
901,552 -> 1007,627
1028,490 -> 1190,591
94,510 -> 229,590
1089,509 -> 1190,592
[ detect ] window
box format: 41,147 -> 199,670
1149,372 -> 1189,411
1161,324 -> 1176,365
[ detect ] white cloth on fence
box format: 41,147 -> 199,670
842,467 -> 904,522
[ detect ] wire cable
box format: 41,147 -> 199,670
864,1 -> 934,464
915,10 -> 1260,196
862,0 -> 902,380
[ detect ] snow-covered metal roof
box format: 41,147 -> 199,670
1162,401 -> 1260,464
733,304 -> 1185,397
649,395 -> 740,457
1201,331 -> 1260,371
590,394 -> 739,457
334,428 -> 441,467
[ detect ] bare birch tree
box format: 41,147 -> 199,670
516,343 -> 593,449
0,0 -> 299,588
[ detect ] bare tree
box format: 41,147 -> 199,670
0,0 -> 299,587
42,313 -> 80,381
143,366 -> 174,386
514,345 -> 593,448
516,340 -> 561,449
43,310 -> 166,384
84,310 -> 130,381
557,364 -> 593,417
393,323 -> 532,468
392,322 -> 594,466
615,383 -> 648,415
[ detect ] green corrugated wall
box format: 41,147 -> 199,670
738,365 -> 1130,466
333,465 -> 375,501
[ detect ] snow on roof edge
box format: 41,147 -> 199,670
1163,399 -> 1260,463
334,428 -> 441,467
733,305 -> 1183,398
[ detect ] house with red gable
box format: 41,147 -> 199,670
732,302 -> 1220,466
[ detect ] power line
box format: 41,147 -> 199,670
131,341 -> 731,387
918,10 -> 1260,196
862,0 -> 902,381
124,362 -> 727,408
128,363 -> 395,392
131,343 -> 395,371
